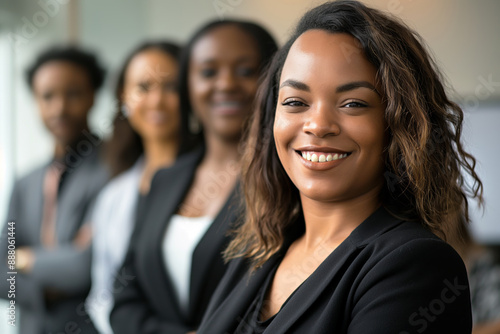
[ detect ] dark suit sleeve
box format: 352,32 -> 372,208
348,238 -> 472,334
28,244 -> 92,293
110,239 -> 192,334
0,181 -> 44,310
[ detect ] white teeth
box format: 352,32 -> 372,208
300,151 -> 348,163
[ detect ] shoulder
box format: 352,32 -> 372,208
367,220 -> 459,262
351,220 -> 469,312
359,220 -> 465,276
98,162 -> 142,199
13,164 -> 47,191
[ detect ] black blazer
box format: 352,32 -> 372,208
110,147 -> 242,334
197,207 -> 472,334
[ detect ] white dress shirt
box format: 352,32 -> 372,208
162,214 -> 213,316
86,157 -> 144,334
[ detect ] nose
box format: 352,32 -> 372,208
303,102 -> 340,138
51,95 -> 69,117
216,68 -> 237,92
146,84 -> 165,109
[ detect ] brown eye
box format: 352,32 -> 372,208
138,82 -> 151,92
236,67 -> 256,77
200,68 -> 216,78
42,92 -> 53,101
342,101 -> 367,108
282,99 -> 307,107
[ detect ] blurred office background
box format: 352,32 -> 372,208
0,1 -> 499,333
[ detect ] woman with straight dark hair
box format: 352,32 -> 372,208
110,20 -> 277,334
85,41 -> 184,334
197,1 -> 483,333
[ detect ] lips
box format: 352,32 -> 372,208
212,100 -> 245,115
294,146 -> 352,170
145,110 -> 167,125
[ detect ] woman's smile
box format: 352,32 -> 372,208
273,30 -> 386,202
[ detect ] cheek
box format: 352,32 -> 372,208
349,118 -> 386,172
243,78 -> 259,99
188,76 -> 210,106
126,99 -> 147,132
273,111 -> 296,160
67,100 -> 90,121
164,92 -> 179,111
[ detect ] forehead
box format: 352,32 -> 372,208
33,60 -> 90,90
280,30 -> 377,85
126,49 -> 178,81
190,25 -> 260,64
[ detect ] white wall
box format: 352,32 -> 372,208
464,102 -> 500,242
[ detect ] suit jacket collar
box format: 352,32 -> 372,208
56,143 -> 105,240
141,147 -> 205,321
267,207 -> 404,333
189,181 -> 242,316
201,207 -> 404,333
139,146 -> 243,322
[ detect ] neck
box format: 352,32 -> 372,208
53,125 -> 92,161
142,137 -> 178,171
299,186 -> 382,251
138,137 -> 178,195
54,143 -> 67,161
202,132 -> 241,170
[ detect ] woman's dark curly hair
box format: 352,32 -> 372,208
225,0 -> 484,269
26,46 -> 106,90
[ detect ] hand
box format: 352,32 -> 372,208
15,247 -> 35,273
186,331 -> 196,334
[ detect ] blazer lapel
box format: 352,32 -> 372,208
199,221 -> 305,333
137,148 -> 203,319
27,166 -> 46,245
55,147 -> 104,241
265,207 -> 404,333
188,181 -> 242,315
201,252 -> 284,333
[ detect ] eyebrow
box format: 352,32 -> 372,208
279,79 -> 380,96
279,79 -> 310,92
200,56 -> 257,65
336,81 -> 380,96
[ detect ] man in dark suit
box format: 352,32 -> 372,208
0,46 -> 109,334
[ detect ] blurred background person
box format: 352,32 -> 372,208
453,219 -> 500,334
84,40 -> 186,334
0,46 -> 108,334
110,19 -> 277,334
470,244 -> 500,334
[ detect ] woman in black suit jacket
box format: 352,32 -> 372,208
197,1 -> 484,333
110,20 -> 277,334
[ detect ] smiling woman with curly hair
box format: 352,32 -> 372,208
196,1 -> 483,333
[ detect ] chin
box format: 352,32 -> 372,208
296,182 -> 345,203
